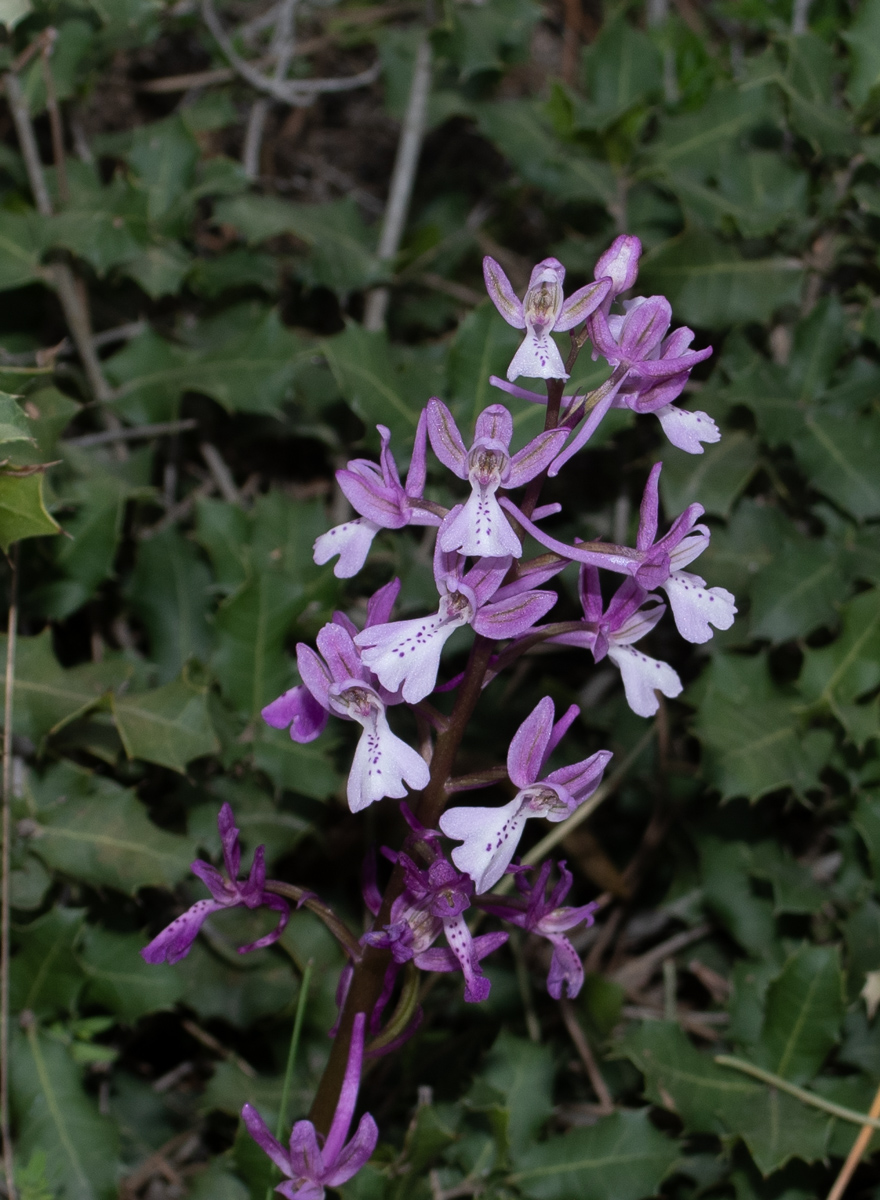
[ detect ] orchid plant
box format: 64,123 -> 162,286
142,234 -> 734,1193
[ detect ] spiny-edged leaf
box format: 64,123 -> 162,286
483,1032 -> 554,1146
755,946 -> 845,1084
176,934 -> 299,1028
787,296 -> 848,402
652,85 -> 775,176
511,1108 -> 678,1200
323,321 -> 445,448
673,152 -> 807,239
843,0 -> 880,106
749,843 -> 826,916
691,654 -> 832,802
581,17 -> 662,123
0,209 -> 46,291
698,500 -> 794,596
42,474 -> 126,618
29,767 -> 193,892
0,630 -> 132,744
250,721 -> 341,800
193,496 -> 250,591
853,793 -> 880,890
127,528 -> 214,681
214,194 -> 381,294
126,115 -> 199,221
23,387 -> 80,458
9,907 -> 86,1017
189,784 -> 311,860
187,1161 -> 250,1200
10,851 -> 52,911
213,571 -> 305,717
791,412 -> 880,520
178,304 -> 304,416
619,1021 -> 831,1175
104,328 -> 191,425
123,242 -> 191,299
658,431 -> 758,519
112,675 -> 219,772
78,926 -> 184,1022
783,33 -> 857,154
749,539 -> 848,642
798,588 -> 880,709
9,1025 -> 120,1200
0,391 -> 34,445
640,232 -> 802,328
0,470 -> 60,551
699,837 -> 775,957
446,303 -> 526,433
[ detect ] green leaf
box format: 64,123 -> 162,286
640,232 -> 803,328
699,837 -> 775,957
1,630 -> 131,745
29,768 -> 193,893
581,17 -> 662,124
791,412 -> 880,520
189,247 -> 278,298
783,34 -> 857,154
0,470 -> 59,551
23,387 -> 80,458
213,572 -> 304,717
853,793 -> 880,890
512,1108 -> 678,1200
691,654 -> 832,802
44,474 -> 126,617
214,194 -> 380,294
0,209 -> 46,291
749,539 -> 847,642
188,1161 -> 250,1200
194,496 -> 250,592
755,946 -> 845,1084
251,722 -> 341,800
46,170 -> 148,273
79,926 -> 184,1022
112,675 -> 219,772
843,0 -> 880,106
798,589 -> 880,711
323,322 -> 444,447
126,115 -> 199,221
620,1021 -> 831,1175
658,431 -> 758,519
123,242 -> 191,299
189,786 -> 311,861
9,907 -> 86,1017
9,1025 -> 120,1200
483,1032 -> 554,1146
127,529 -> 214,682
0,391 -> 34,445
698,500 -> 794,596
788,296 -> 848,402
176,936 -> 298,1027
104,328 -> 190,424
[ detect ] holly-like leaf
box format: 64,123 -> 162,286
78,926 -> 184,1022
659,431 -> 758,519
0,470 -> 60,552
792,412 -> 880,521
9,907 -> 86,1017
512,1109 -> 678,1200
0,392 -> 34,445
749,540 -> 847,642
483,1033 -> 554,1147
112,676 -> 219,772
755,946 -> 845,1084
798,589 -> 880,710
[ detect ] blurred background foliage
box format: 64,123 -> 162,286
2,0 -> 880,1197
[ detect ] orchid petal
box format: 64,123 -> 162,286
427,398 -> 469,478
473,589 -> 557,639
440,797 -> 529,894
507,696 -> 555,788
347,707 -> 430,812
607,643 -> 682,718
366,577 -> 402,628
405,408 -> 429,498
594,234 -> 642,297
483,257 -> 526,328
507,428 -> 569,488
241,1104 -> 293,1176
662,572 -> 737,644
325,1114 -> 379,1186
141,898 -> 223,964
336,472 -> 407,528
655,405 -> 721,454
317,623 -> 367,687
296,643 -> 333,712
439,488 -> 522,559
555,278 -> 611,331
507,330 -> 568,382
475,404 -> 513,446
546,934 -> 584,999
314,518 -> 382,578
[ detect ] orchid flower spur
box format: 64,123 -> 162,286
548,566 -> 683,718
314,413 -> 439,578
440,697 -> 612,893
354,541 -> 558,704
141,803 -> 289,965
427,399 -> 567,557
480,860 -> 598,998
242,1012 -> 377,1200
262,582 -> 430,811
365,851 -> 507,1002
483,255 -> 611,381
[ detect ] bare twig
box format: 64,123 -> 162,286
1,547 -> 18,1200
243,0 -> 300,179
4,71 -> 52,216
364,35 -> 432,331
559,999 -> 614,1112
181,1018 -> 257,1077
792,0 -> 812,34
611,923 -> 711,996
201,0 -> 380,105
826,1080 -> 880,1200
65,419 -> 197,448
200,443 -> 240,505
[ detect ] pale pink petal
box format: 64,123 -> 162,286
662,572 -> 737,644
439,488 -> 522,558
474,404 -> 513,446
472,589 -> 557,638
314,519 -> 381,578
607,643 -> 682,718
507,330 -> 568,382
347,709 -> 430,812
506,696 -> 555,788
440,797 -> 529,894
655,405 -> 721,454
261,686 -> 328,743
355,612 -> 465,704
594,235 -> 642,296
336,471 -> 407,527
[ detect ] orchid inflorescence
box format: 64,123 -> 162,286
141,234 -> 735,1199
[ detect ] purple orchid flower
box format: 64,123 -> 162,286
242,1012 -> 377,1200
262,581 -> 430,812
483,256 -> 611,381
141,803 -> 289,965
427,399 -> 567,558
439,697 -> 611,893
354,538 -> 558,704
314,413 -> 439,578
365,851 -> 506,1003
548,566 -> 683,718
480,860 -> 597,998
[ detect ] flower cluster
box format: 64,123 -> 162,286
143,234 -> 735,1197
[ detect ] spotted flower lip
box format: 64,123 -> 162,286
483,255 -> 611,381
262,581 -> 430,811
479,860 -> 598,998
242,1012 -> 377,1200
314,413 -> 439,578
427,399 -> 568,559
141,803 -> 289,965
354,538 -> 558,704
439,697 -> 612,893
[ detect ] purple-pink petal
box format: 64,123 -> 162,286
141,898 -> 223,965
507,696 -> 555,789
554,277 -> 611,332
483,256 -> 526,329
427,399 -> 469,478
472,589 -> 557,639
241,1103 -> 292,1175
